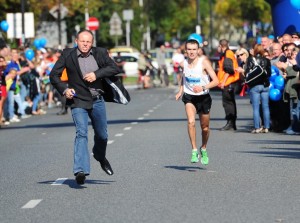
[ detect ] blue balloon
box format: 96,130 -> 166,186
270,65 -> 279,82
269,88 -> 282,101
187,33 -> 203,44
257,36 -> 262,44
274,75 -> 285,90
33,39 -> 41,49
269,82 -> 274,91
0,20 -> 9,32
268,34 -> 275,40
25,49 -> 35,61
39,38 -> 47,47
291,0 -> 300,10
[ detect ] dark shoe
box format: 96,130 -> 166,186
75,171 -> 86,185
232,121 -> 237,130
100,158 -> 114,175
220,121 -> 235,131
56,110 -> 68,115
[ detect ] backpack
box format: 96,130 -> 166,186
245,56 -> 270,88
223,50 -> 235,75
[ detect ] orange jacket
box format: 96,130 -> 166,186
217,49 -> 239,87
60,68 -> 68,82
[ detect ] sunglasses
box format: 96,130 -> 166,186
237,53 -> 244,58
287,48 -> 296,51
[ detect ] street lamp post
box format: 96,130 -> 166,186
58,0 -> 62,49
209,0 -> 213,53
21,0 -> 25,46
139,0 -> 151,51
196,0 -> 201,34
85,0 -> 89,29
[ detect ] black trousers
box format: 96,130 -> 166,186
222,84 -> 237,121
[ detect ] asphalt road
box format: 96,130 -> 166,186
0,86 -> 300,223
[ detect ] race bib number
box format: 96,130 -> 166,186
185,76 -> 200,86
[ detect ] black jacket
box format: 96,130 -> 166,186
50,47 -> 123,109
245,54 -> 271,87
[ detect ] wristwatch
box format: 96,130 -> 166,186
202,86 -> 206,91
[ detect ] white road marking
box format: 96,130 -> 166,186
138,117 -> 144,120
148,110 -> 154,113
108,140 -> 114,144
22,199 -> 42,209
124,127 -> 132,130
115,133 -> 124,137
51,178 -> 68,185
143,113 -> 150,116
131,122 -> 138,125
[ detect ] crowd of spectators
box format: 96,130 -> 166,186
1,32 -> 300,134
236,32 -> 300,134
0,43 -> 64,127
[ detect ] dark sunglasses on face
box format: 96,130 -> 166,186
237,53 -> 244,58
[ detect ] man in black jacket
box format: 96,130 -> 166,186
50,30 -> 120,185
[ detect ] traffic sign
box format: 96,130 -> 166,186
86,17 -> 99,31
6,12 -> 35,39
49,4 -> 68,19
123,9 -> 133,21
109,12 -> 122,36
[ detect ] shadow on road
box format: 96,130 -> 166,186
164,165 -> 204,172
38,179 -> 115,189
238,139 -> 300,159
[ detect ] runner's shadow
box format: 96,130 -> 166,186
38,179 -> 115,189
164,165 -> 204,172
66,179 -> 115,189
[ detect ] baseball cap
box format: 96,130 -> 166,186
187,33 -> 203,45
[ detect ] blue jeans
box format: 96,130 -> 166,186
14,93 -> 25,116
20,82 -> 28,102
32,93 -> 41,112
71,97 -> 108,175
4,90 -> 15,120
290,100 -> 298,121
249,85 -> 270,129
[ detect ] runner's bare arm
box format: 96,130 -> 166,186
202,58 -> 219,89
175,76 -> 184,100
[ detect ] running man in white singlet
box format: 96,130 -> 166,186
175,39 -> 219,165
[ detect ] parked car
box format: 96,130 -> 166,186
110,46 -> 140,54
111,52 -> 139,77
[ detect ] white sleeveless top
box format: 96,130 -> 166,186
183,56 -> 210,95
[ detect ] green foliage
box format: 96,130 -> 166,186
215,0 -> 271,26
0,0 -> 272,50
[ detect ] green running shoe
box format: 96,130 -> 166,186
200,148 -> 209,165
191,150 -> 199,163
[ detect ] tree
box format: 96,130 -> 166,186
214,0 -> 272,37
0,0 -> 272,51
